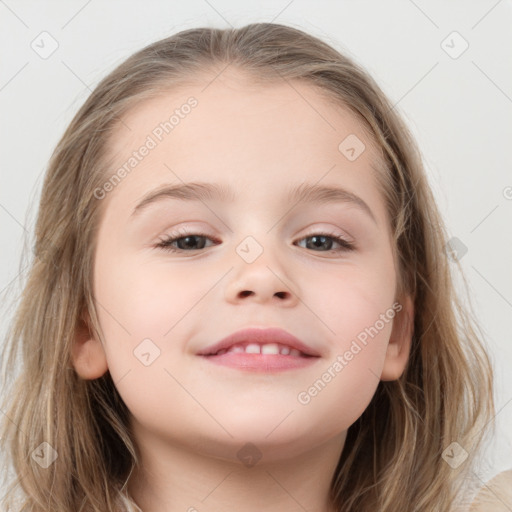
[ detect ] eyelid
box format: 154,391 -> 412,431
298,228 -> 356,251
155,226 -> 356,253
157,224 -> 354,242
155,228 -> 217,247
302,226 -> 354,243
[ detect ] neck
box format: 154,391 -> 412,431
127,430 -> 346,512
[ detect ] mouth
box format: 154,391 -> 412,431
196,327 -> 321,372
210,341 -> 314,357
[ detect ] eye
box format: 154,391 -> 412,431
155,230 -> 355,254
156,231 -> 218,253
295,232 -> 355,253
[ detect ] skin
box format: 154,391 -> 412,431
72,70 -> 414,512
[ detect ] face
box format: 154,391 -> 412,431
74,70 -> 413,464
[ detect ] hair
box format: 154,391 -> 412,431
0,22 -> 496,512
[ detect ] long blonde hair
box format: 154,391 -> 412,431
0,22 -> 495,511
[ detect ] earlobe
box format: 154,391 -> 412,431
380,295 -> 414,381
71,311 -> 108,379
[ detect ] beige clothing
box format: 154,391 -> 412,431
470,470 -> 512,512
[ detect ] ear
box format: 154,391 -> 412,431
71,310 -> 108,379
380,294 -> 414,381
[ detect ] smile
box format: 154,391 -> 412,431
214,342 -> 307,357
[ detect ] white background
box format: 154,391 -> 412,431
1,0 -> 511,492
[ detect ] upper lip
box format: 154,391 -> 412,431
196,327 -> 321,357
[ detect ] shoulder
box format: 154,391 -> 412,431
470,469 -> 512,512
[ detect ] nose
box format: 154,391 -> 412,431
224,245 -> 300,307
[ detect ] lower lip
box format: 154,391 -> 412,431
199,352 -> 320,372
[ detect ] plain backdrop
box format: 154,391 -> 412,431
1,0 -> 511,493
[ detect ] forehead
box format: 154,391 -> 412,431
102,71 -> 387,223
107,69 -> 381,164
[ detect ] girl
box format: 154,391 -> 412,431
0,22 -> 498,511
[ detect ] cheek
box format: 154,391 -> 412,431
305,253 -> 397,346
294,259 -> 396,427
93,253 -> 201,376
293,308 -> 392,441
93,256 -> 203,428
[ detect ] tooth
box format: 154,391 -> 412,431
229,345 -> 244,353
261,343 -> 280,355
221,343 -> 304,355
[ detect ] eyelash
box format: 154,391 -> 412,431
155,230 -> 355,254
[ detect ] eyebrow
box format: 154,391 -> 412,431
130,181 -> 377,224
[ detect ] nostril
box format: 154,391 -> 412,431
237,291 -> 289,299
